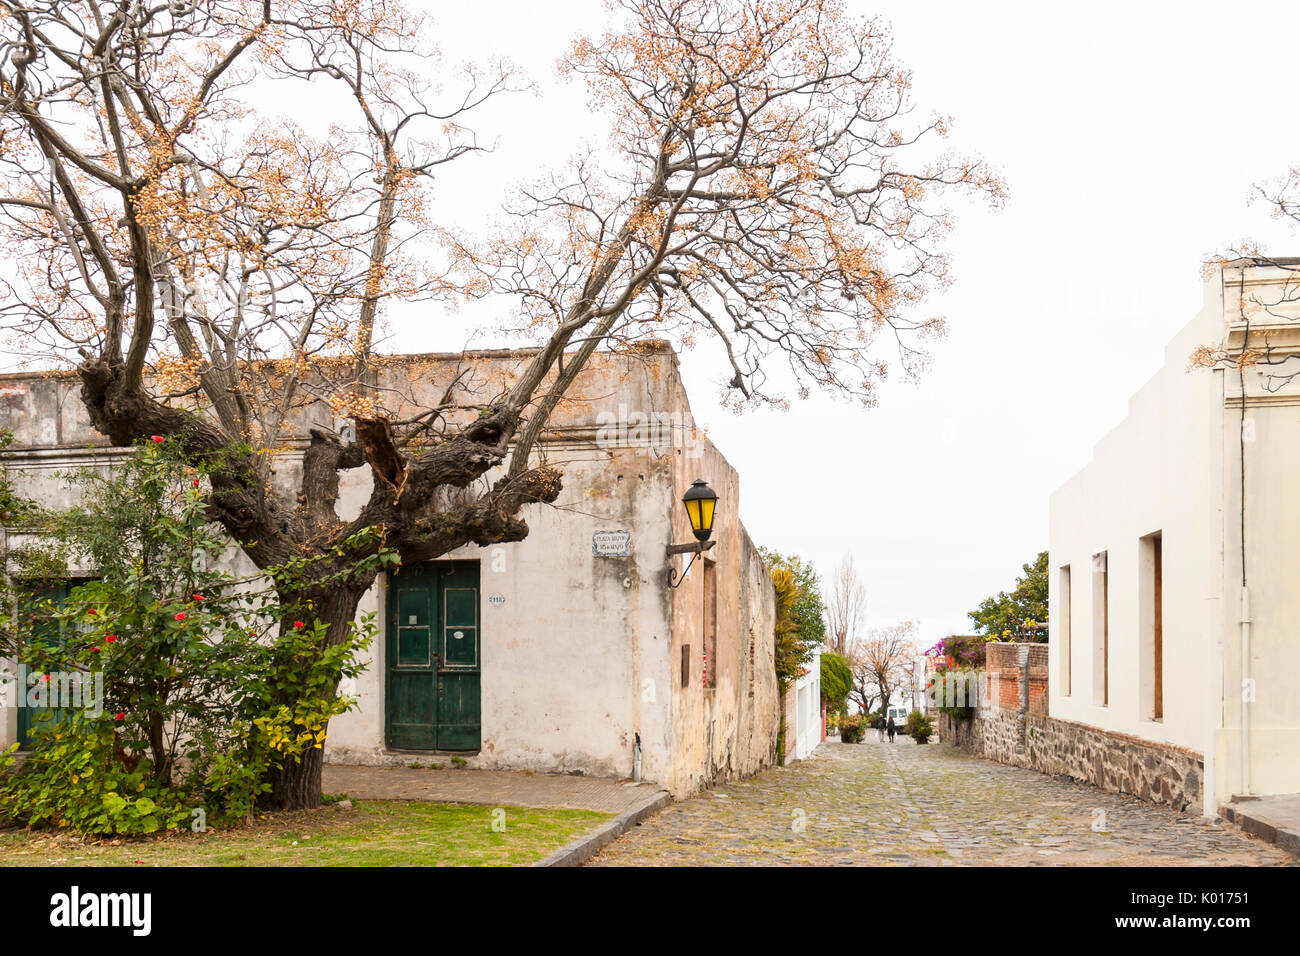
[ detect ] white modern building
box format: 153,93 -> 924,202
788,644 -> 822,760
1049,258 -> 1300,816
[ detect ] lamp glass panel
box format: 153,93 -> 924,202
685,497 -> 703,532
699,497 -> 715,532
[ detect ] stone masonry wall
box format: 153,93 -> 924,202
935,642 -> 1203,812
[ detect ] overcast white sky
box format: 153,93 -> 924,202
16,2 -> 1293,649
396,1 -> 1300,649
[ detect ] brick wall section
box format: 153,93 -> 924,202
935,642 -> 1203,812
1026,644 -> 1049,717
986,643 -> 1021,711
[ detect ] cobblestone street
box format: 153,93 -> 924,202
589,739 -> 1298,866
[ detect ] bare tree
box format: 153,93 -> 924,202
0,0 -> 1000,807
825,552 -> 866,656
846,620 -> 918,717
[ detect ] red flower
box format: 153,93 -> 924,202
151,435 -> 164,443
41,674 -> 50,682
192,593 -> 205,601
293,621 -> 305,630
114,712 -> 125,721
90,646 -> 100,653
87,608 -> 97,615
174,612 -> 187,621
248,629 -> 256,636
105,634 -> 118,643
192,479 -> 200,488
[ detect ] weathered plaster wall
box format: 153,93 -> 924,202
663,366 -> 778,796
0,345 -> 778,798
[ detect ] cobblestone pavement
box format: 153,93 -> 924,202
589,739 -> 1298,866
322,765 -> 663,813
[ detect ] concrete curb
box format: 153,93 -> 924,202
1220,802 -> 1300,857
533,789 -> 672,867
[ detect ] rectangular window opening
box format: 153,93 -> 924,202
1059,564 -> 1072,697
1092,551 -> 1108,707
1141,532 -> 1163,722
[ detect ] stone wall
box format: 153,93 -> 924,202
935,642 -> 1203,812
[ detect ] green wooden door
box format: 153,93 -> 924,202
386,561 -> 480,751
17,581 -> 80,749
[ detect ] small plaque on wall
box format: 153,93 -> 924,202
592,530 -> 632,557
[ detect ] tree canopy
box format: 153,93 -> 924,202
0,0 -> 999,807
760,547 -> 825,692
967,550 -> 1048,640
819,651 -> 852,712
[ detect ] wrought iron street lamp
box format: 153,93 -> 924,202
667,479 -> 718,588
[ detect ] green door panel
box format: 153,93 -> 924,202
437,672 -> 481,751
18,582 -> 83,749
385,561 -> 480,752
441,586 -> 478,668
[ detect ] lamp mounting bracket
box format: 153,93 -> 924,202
666,540 -> 716,556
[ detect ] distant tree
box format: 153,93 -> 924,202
846,620 -> 918,715
825,553 -> 867,657
967,551 -> 1048,641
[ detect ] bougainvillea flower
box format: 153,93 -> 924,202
174,612 -> 187,621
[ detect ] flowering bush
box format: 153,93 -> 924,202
923,634 -> 993,722
0,438 -> 381,836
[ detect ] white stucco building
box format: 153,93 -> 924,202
788,644 -> 822,761
0,344 -> 781,798
1049,258 -> 1300,815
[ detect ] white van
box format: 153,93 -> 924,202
886,705 -> 909,735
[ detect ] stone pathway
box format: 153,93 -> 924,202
589,739 -> 1298,866
322,764 -> 663,814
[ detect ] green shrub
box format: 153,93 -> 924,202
0,439 -> 381,837
819,652 -> 852,716
0,713 -> 191,836
839,714 -> 867,744
904,709 -> 933,744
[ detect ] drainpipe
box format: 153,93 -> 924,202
1240,586 -> 1252,796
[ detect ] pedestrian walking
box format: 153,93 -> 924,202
886,716 -> 896,743
875,715 -> 885,741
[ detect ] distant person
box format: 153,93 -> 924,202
875,715 -> 885,741
886,716 -> 896,743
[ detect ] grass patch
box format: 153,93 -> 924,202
0,800 -> 612,867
